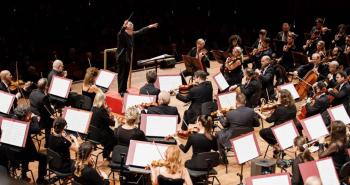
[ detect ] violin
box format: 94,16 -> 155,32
115,114 -> 126,125
140,102 -> 158,109
176,127 -> 200,139
9,80 -> 25,91
145,160 -> 169,170
260,103 -> 279,112
178,82 -> 198,94
225,56 -> 242,72
210,108 -> 231,117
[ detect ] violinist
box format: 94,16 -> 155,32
178,115 -> 217,170
327,71 -> 350,113
216,93 -> 259,163
310,18 -> 332,46
331,24 -> 347,48
29,78 -> 54,148
250,38 -> 273,69
326,61 -> 340,88
255,56 -> 275,101
220,46 -> 243,91
275,23 -> 291,43
176,70 -> 213,130
343,35 -> 350,64
0,70 -> 32,98
180,38 -> 210,84
303,29 -> 321,57
256,90 -> 297,157
304,81 -> 329,118
145,91 -> 181,123
293,53 -> 329,82
47,60 -> 67,85
139,70 -> 160,97
227,34 -> 242,52
315,40 -> 326,59
252,29 -> 267,49
276,33 -> 297,71
150,146 -> 192,185
229,68 -> 262,108
82,67 -> 102,102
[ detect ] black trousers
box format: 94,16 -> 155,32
259,127 -> 277,146
117,61 -> 131,94
22,152 -> 47,182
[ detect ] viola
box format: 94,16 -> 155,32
9,80 -> 25,91
140,102 -> 158,109
210,108 -> 231,117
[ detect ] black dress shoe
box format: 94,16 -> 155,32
119,92 -> 124,97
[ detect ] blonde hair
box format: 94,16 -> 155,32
92,92 -> 106,108
164,146 -> 183,174
125,106 -> 140,126
83,67 -> 99,86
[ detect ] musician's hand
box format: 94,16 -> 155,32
255,69 -> 261,75
318,136 -> 326,144
123,20 -> 129,28
23,81 -> 32,91
247,63 -> 253,69
100,170 -> 108,180
292,71 -> 298,76
148,23 -> 158,29
63,70 -> 68,77
321,27 -> 329,33
328,74 -> 333,80
328,88 -> 333,92
15,92 -> 21,99
229,85 -> 238,92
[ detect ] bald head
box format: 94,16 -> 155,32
196,38 -> 205,50
158,91 -> 170,105
53,60 -> 64,72
37,78 -> 48,91
311,53 -> 321,64
305,176 -> 322,185
0,70 -> 12,83
261,56 -> 271,68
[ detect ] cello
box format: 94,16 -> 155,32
295,69 -> 318,99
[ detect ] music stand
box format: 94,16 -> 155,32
300,114 -> 329,141
182,55 -> 203,74
0,91 -> 15,115
245,173 -> 291,185
210,50 -> 230,64
291,51 -> 308,66
327,104 -> 350,125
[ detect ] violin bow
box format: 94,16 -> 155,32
15,61 -> 30,105
153,141 -> 165,160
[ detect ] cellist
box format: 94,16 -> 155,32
292,53 -> 329,82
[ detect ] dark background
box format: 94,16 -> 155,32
0,0 -> 349,81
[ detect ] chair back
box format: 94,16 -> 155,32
158,175 -> 185,185
87,125 -> 101,143
47,148 -> 63,170
188,152 -> 220,171
111,145 -> 128,164
340,161 -> 350,183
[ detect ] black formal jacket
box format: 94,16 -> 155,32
275,31 -> 289,42
89,106 -> 115,145
188,47 -> 210,69
328,82 -> 350,112
47,69 -> 64,85
176,81 -> 213,123
240,79 -> 262,108
266,105 -> 297,125
139,83 -> 160,96
306,94 -> 330,117
219,106 -> 260,131
297,63 -> 329,81
29,89 -> 54,128
260,64 -> 275,99
147,104 -> 181,123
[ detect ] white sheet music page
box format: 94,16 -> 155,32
316,158 -> 339,185
272,121 -> 298,150
145,115 -> 177,137
232,134 -> 259,164
303,115 -> 329,140
0,92 -> 14,114
214,73 -> 229,91
49,76 -> 71,98
132,142 -> 168,167
95,70 -> 116,89
125,94 -> 155,111
251,174 -> 290,185
0,119 -> 28,147
158,76 -> 182,92
218,92 -> 236,109
279,83 -> 299,99
328,105 -> 350,124
64,108 -> 91,134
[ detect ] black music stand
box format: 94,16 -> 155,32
211,50 -> 230,64
237,163 -> 245,185
183,55 -> 203,74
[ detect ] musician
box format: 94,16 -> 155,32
0,70 -> 31,99
256,89 -> 297,157
145,91 -> 180,123
176,70 -> 213,130
250,38 -> 273,69
115,20 -> 158,97
139,70 -> 160,96
255,56 -> 275,100
292,136 -> 314,185
88,93 -> 116,160
293,53 -> 329,82
82,67 -> 102,102
252,29 -> 267,49
303,30 -> 321,57
180,38 -> 210,84
47,60 -> 67,85
327,71 -> 350,113
318,120 -> 348,172
113,106 -> 146,147
343,35 -> 350,64
29,78 -> 54,148
305,81 -> 329,117
74,142 -> 109,185
216,93 -> 260,159
227,34 -> 242,52
221,46 -> 243,88
150,146 -> 192,185
275,23 -> 291,42
310,18 -> 331,45
331,24 -> 347,48
48,118 -> 79,173
315,40 -> 326,59
326,61 -> 339,88
229,68 -> 262,108
11,106 -> 48,184
276,33 -> 297,71
178,115 -> 217,169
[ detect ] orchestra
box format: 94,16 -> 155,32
2,16 -> 350,185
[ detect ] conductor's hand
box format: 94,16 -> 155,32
148,23 -> 158,29
123,20 -> 129,28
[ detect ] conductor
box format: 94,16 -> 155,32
116,19 -> 158,97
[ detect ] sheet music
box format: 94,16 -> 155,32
272,121 -> 298,150
0,92 -> 14,114
49,76 -> 71,98
64,108 -> 91,134
95,70 -> 116,89
125,94 -> 155,111
251,174 -> 290,185
0,119 -> 28,147
316,158 -> 339,185
232,134 -> 259,164
132,142 -> 168,167
144,115 -> 177,137
279,83 -> 299,99
218,92 -> 236,109
214,73 -> 229,91
158,76 -> 182,92
303,115 -> 329,140
328,105 -> 350,124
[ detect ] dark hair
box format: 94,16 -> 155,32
194,70 -> 207,80
294,136 -> 313,162
146,70 -> 157,84
236,93 -> 246,106
83,67 -> 99,86
315,18 -> 324,24
53,118 -> 67,134
263,37 -> 271,45
279,89 -> 295,107
245,68 -> 255,77
259,29 -> 267,35
330,120 -> 347,144
228,34 -> 242,51
316,81 -> 327,92
13,105 -> 31,121
75,141 -> 94,177
197,115 -> 213,140
337,71 -> 348,79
